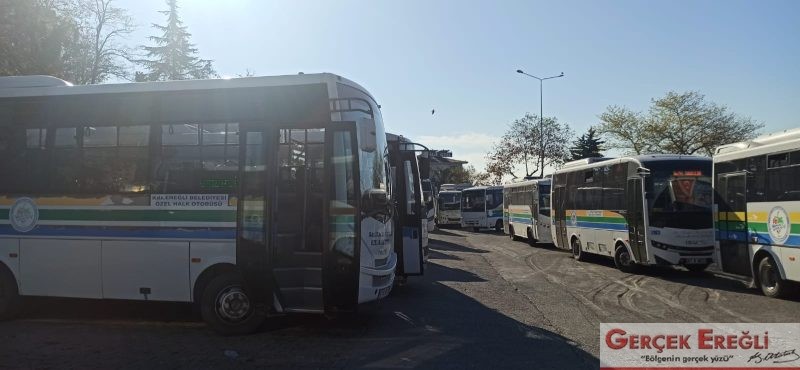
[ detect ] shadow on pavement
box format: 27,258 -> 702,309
429,239 -> 488,254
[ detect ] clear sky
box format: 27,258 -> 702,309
117,0 -> 800,174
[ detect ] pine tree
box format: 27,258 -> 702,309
136,0 -> 215,81
570,127 -> 605,160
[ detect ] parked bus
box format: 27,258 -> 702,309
437,190 -> 462,227
713,128 -> 800,298
461,186 -> 504,232
386,133 -> 428,281
551,156 -> 714,272
0,74 -> 396,335
503,178 -> 552,245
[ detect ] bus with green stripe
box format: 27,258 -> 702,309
551,155 -> 714,272
0,73 -> 396,335
503,178 -> 552,245
461,186 -> 504,232
713,128 -> 800,298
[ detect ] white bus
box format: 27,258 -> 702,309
436,190 -> 462,227
461,185 -> 504,232
503,178 -> 552,245
551,156 -> 715,272
386,133 -> 428,281
713,128 -> 800,298
0,73 -> 398,335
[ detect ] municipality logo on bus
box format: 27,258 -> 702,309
768,206 -> 791,245
9,197 -> 39,233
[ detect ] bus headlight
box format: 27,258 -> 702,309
651,241 -> 668,250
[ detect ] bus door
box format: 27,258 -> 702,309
396,152 -> 424,276
553,186 -> 568,249
626,178 -> 648,263
717,173 -> 751,276
237,125 -> 360,313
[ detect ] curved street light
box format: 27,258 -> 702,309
516,69 -> 565,177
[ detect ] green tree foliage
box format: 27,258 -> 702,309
437,165 -> 490,186
0,0 -> 134,84
486,113 -> 574,180
570,127 -> 605,160
136,0 -> 215,81
0,0 -> 83,79
598,91 -> 764,156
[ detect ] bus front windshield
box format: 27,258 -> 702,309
461,190 -> 485,212
439,192 -> 461,211
646,160 -> 713,229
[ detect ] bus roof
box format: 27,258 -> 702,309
714,128 -> 800,161
503,178 -> 551,189
463,185 -> 503,191
553,154 -> 710,174
0,73 -> 376,103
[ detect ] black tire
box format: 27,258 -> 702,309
757,256 -> 791,299
0,267 -> 21,321
571,237 -> 585,261
473,227 -> 481,232
685,263 -> 710,273
614,244 -> 636,273
527,228 -> 537,247
494,220 -> 503,232
200,271 -> 265,336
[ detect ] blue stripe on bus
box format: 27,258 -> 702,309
575,221 -> 628,231
510,217 -> 533,224
719,230 -> 800,248
0,225 -> 236,239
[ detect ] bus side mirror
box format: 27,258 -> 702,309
637,167 -> 651,177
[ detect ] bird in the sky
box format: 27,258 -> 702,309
431,109 -> 435,115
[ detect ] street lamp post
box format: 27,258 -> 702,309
516,69 -> 564,178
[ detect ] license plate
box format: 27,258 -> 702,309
685,258 -> 706,264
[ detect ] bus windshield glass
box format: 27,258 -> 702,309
646,160 -> 713,228
461,189 -> 485,212
439,192 -> 461,211
538,184 -> 551,215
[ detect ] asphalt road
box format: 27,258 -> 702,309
0,229 -> 797,369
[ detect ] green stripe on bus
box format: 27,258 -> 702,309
576,216 -> 626,223
747,222 -> 800,234
36,209 -> 235,222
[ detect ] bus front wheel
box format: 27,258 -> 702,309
757,256 -> 793,299
201,271 -> 265,336
571,238 -> 585,261
473,227 -> 481,232
0,267 -> 21,320
614,244 -> 636,273
494,220 -> 503,232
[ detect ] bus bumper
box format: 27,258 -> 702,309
358,252 -> 397,303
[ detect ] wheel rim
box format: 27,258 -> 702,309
617,248 -> 632,266
215,285 -> 252,323
760,261 -> 779,292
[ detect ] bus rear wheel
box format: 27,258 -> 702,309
757,256 -> 792,298
494,220 -> 503,232
571,237 -> 585,261
614,244 -> 636,273
201,271 -> 265,336
0,267 -> 21,320
472,227 -> 481,232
